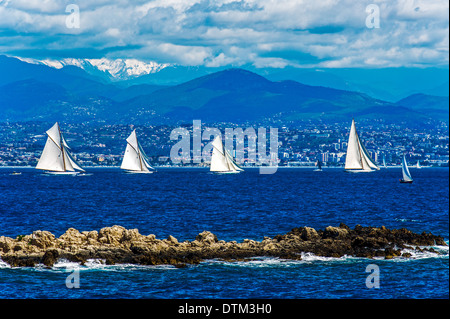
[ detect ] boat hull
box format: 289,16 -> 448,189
211,170 -> 241,174
43,171 -> 80,176
344,169 -> 376,173
123,170 -> 154,174
400,179 -> 413,183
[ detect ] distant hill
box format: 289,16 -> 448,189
0,55 -> 119,99
119,68 -> 429,124
0,55 -> 446,124
396,94 -> 449,121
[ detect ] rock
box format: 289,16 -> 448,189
59,228 -> 85,247
300,227 -> 320,241
122,229 -> 141,243
323,226 -> 349,239
195,231 -> 218,245
167,235 -> 178,245
42,249 -> 59,267
98,225 -> 127,245
1,224 -> 446,268
30,231 -> 55,249
0,236 -> 14,253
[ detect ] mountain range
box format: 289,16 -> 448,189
0,55 -> 448,125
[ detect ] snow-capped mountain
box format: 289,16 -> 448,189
15,57 -> 170,81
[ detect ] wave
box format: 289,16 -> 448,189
47,258 -> 178,272
2,243 -> 447,271
0,258 -> 10,269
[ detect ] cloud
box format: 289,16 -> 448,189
0,0 -> 448,68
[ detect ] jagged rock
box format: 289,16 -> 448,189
0,236 -> 14,253
42,249 -> 59,267
29,231 -> 55,249
59,228 -> 85,247
0,224 -> 446,267
323,226 -> 349,239
300,227 -> 320,241
195,231 -> 218,245
166,235 -> 178,245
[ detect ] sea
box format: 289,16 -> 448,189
0,167 -> 448,299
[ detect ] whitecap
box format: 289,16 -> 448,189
50,258 -> 178,272
0,258 -> 11,269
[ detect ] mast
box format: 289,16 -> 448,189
58,124 -> 67,171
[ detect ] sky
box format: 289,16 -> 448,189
0,0 -> 448,69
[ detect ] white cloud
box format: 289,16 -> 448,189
0,0 -> 448,68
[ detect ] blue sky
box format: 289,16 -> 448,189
0,0 -> 448,69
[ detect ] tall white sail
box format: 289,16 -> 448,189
344,119 -> 379,172
416,160 -> 421,169
36,122 -> 84,173
402,155 -> 413,182
121,130 -> 153,173
210,136 -> 243,173
36,135 -> 65,171
383,155 -> 387,168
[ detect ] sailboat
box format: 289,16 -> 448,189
210,136 -> 243,174
121,129 -> 154,174
400,155 -> 413,183
344,119 -> 380,172
382,155 -> 387,168
314,160 -> 322,171
36,122 -> 85,175
416,160 -> 422,169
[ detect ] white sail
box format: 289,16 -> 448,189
416,161 -> 421,169
121,143 -> 142,171
36,122 -> 84,172
36,135 -> 65,171
383,155 -> 387,168
65,148 -> 85,172
225,149 -> 244,172
402,155 -> 413,182
358,138 -> 380,170
345,119 -> 379,171
210,136 -> 242,173
138,142 -> 154,171
121,130 -> 153,172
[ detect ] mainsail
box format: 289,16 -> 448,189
344,119 -> 379,172
36,122 -> 85,173
121,130 -> 154,173
210,136 -> 243,173
401,155 -> 413,182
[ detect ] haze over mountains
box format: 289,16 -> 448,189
0,55 -> 448,125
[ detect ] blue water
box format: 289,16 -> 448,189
0,167 -> 448,299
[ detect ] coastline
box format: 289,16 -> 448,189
1,224 -> 447,268
0,165 -> 444,170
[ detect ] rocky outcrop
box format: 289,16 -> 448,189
0,224 -> 446,268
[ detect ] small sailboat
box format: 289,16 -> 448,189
382,155 -> 387,168
121,129 -> 154,174
314,160 -> 323,171
36,122 -> 85,175
210,136 -> 243,174
400,155 -> 413,183
344,119 -> 380,173
416,160 -> 422,169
